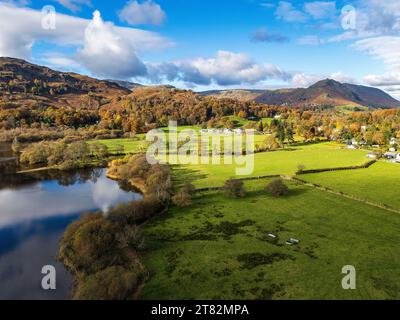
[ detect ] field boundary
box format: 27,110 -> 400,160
296,160 -> 377,175
193,174 -> 281,193
192,162 -> 400,215
289,176 -> 400,214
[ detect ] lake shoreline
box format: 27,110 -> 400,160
0,165 -> 140,300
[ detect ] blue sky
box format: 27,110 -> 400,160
0,0 -> 399,96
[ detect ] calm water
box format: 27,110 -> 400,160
0,145 -> 141,300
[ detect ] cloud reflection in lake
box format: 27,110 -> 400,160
0,168 -> 141,299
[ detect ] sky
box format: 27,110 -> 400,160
0,0 -> 400,97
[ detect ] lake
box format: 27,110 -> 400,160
0,145 -> 141,299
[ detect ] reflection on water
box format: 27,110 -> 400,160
0,143 -> 13,158
0,167 -> 141,300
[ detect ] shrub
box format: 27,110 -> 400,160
20,141 -> 49,165
266,179 -> 289,197
73,266 -> 142,300
59,214 -> 127,275
146,165 -> 172,202
223,178 -> 245,198
172,190 -> 192,207
108,195 -> 165,225
90,142 -> 109,159
182,182 -> 196,195
297,164 -> 306,172
116,225 -> 145,250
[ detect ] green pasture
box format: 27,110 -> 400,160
301,161 -> 400,210
172,142 -> 369,188
140,179 -> 400,300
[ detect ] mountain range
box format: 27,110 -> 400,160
201,79 -> 400,109
0,57 -> 130,109
0,57 -> 399,110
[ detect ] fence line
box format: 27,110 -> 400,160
296,160 -> 377,175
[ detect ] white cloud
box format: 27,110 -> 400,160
354,36 -> 400,89
119,0 -> 166,26
326,0 -> 400,42
304,1 -> 336,19
330,71 -> 356,83
275,1 -> 308,22
39,53 -> 81,70
0,3 -> 171,79
354,36 -> 400,70
54,0 -> 91,12
0,3 -> 88,59
364,73 -> 400,87
78,10 -> 147,78
292,71 -> 355,87
146,50 -> 292,86
292,73 -> 322,87
0,0 -> 30,5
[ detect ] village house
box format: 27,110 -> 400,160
384,152 -> 397,160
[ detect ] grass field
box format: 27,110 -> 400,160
92,137 -> 370,189
91,122 -> 306,156
174,142 -> 369,188
301,161 -> 400,210
140,180 -> 400,300
90,137 -> 146,154
97,133 -> 398,300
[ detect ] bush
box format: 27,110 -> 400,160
59,214 -> 127,275
297,164 -> 306,172
223,179 -> 245,198
182,182 -> 196,195
73,266 -> 142,300
145,164 -> 172,202
108,195 -> 165,225
266,179 -> 289,197
172,190 -> 192,207
20,140 -> 91,169
116,225 -> 145,250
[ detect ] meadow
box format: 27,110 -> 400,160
174,142 -> 369,188
93,133 -> 369,188
301,161 -> 400,210
140,180 -> 400,300
93,128 -> 400,300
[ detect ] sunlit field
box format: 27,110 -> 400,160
141,180 -> 400,300
173,142 -> 369,188
301,161 -> 400,210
